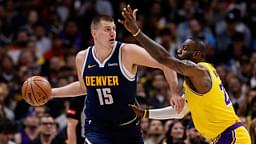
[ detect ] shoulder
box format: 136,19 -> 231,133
181,60 -> 209,77
182,60 -> 208,70
197,62 -> 213,72
122,43 -> 137,50
75,49 -> 89,69
76,49 -> 89,62
76,49 -> 88,59
121,43 -> 144,54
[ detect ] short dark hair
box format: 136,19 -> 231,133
0,118 -> 15,134
188,36 -> 206,50
90,15 -> 114,29
187,36 -> 207,60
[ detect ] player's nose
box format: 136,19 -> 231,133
110,30 -> 116,36
176,49 -> 182,55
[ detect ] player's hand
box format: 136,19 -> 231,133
118,5 -> 140,35
170,94 -> 185,113
128,104 -> 145,117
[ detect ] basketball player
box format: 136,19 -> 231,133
120,5 -> 251,144
51,15 -> 184,143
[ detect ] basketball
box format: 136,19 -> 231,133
22,76 -> 52,106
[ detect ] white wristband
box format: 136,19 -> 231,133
149,103 -> 189,119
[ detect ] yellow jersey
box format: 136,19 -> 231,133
183,62 -> 240,139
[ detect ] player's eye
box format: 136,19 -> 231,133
105,28 -> 111,32
182,45 -> 189,51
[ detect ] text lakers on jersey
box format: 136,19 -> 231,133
85,76 -> 119,86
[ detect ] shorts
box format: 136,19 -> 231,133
211,122 -> 251,144
84,119 -> 144,144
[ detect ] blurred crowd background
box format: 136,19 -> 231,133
1,0 -> 256,143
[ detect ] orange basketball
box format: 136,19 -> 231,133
22,76 -> 52,106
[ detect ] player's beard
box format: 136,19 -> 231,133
176,54 -> 191,61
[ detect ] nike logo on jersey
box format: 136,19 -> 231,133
88,64 -> 96,68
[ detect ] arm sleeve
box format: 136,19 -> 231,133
149,102 -> 189,119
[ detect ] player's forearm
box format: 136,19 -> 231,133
134,32 -> 197,76
67,119 -> 78,144
163,66 -> 179,96
67,130 -> 77,144
135,32 -> 170,63
148,103 -> 189,119
52,81 -> 86,98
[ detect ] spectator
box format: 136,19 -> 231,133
161,120 -> 186,144
60,19 -> 83,49
8,29 -> 30,63
0,83 -> 14,121
33,23 -> 52,57
18,50 -> 40,74
0,54 -> 17,84
185,121 -> 208,144
31,114 -> 65,144
43,35 -> 64,61
23,10 -> 40,36
14,115 -> 39,144
215,8 -> 251,52
238,87 -> 256,116
145,120 -> 165,144
226,75 -> 246,111
156,28 -> 180,57
96,0 -> 114,17
251,63 -> 256,88
249,118 -> 256,144
140,117 -> 150,140
0,118 -> 16,144
31,106 -> 47,118
248,97 -> 256,120
163,120 -> 174,133
148,70 -> 169,108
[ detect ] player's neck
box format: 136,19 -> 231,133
94,43 -> 114,63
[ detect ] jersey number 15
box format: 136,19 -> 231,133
96,88 -> 114,105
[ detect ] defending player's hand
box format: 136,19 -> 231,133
170,94 -> 185,113
128,104 -> 146,118
118,5 -> 140,36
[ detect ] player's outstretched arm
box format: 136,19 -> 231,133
122,44 -> 184,112
119,5 -> 204,77
51,50 -> 87,98
51,81 -> 86,98
129,102 -> 189,120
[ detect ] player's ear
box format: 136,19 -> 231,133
91,29 -> 96,38
192,51 -> 201,59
